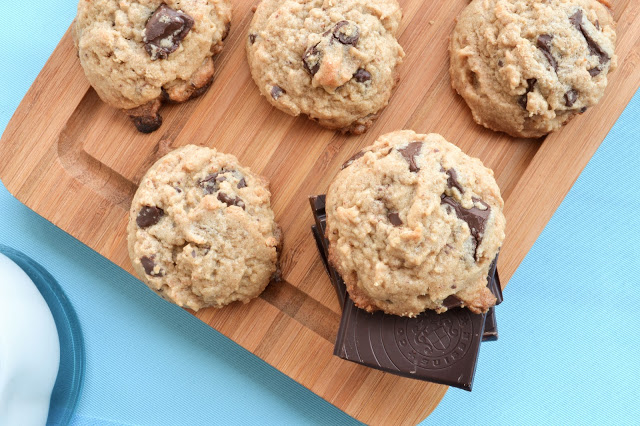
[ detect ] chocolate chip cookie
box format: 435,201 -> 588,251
73,0 -> 232,133
325,130 -> 505,317
450,0 -> 617,138
246,0 -> 405,134
127,145 -> 282,311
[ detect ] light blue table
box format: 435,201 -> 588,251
1,2 -> 639,425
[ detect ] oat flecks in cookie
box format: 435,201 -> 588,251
325,130 -> 505,317
246,0 -> 405,133
73,0 -> 232,131
450,0 -> 617,138
127,145 -> 282,311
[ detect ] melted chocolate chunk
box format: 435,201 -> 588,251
537,34 -> 557,72
443,294 -> 463,309
143,5 -> 194,60
517,78 -> 537,109
570,10 -> 609,65
341,150 -> 366,169
249,33 -> 257,44
397,142 -> 423,173
387,212 -> 402,227
199,172 -> 226,194
217,192 -> 245,210
140,256 -> 163,277
588,66 -> 602,77
440,195 -> 491,260
333,21 -> 359,46
271,85 -> 285,100
446,169 -> 465,194
302,44 -> 321,76
237,177 -> 247,189
564,89 -> 578,107
353,68 -> 371,83
569,9 -> 583,30
132,114 -> 162,133
136,206 -> 164,228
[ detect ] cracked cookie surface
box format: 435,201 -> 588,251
246,0 -> 405,134
73,0 -> 231,130
450,0 -> 617,138
127,145 -> 282,311
325,130 -> 505,316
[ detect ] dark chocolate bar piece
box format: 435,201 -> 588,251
310,195 -> 503,390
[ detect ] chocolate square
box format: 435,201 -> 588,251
309,195 -> 503,390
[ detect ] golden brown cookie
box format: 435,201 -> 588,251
326,130 -> 505,317
450,0 -> 617,138
246,0 -> 404,134
127,145 -> 282,311
73,0 -> 232,133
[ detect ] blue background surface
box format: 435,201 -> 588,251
1,1 -> 639,425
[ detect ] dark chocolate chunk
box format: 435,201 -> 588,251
140,255 -> 163,277
570,9 -> 609,64
217,192 -> 245,210
199,172 -> 226,194
341,150 -> 366,169
446,168 -> 464,194
333,20 -> 359,46
353,68 -> 371,83
595,19 -> 600,30
237,177 -> 247,189
443,294 -> 463,309
388,212 -> 402,227
440,195 -> 491,260
397,142 -> 423,173
136,206 -> 164,228
588,66 -> 602,77
580,106 -> 588,113
303,44 -> 321,76
271,86 -> 285,100
569,9 -> 583,30
564,89 -> 578,107
131,114 -> 162,133
143,4 -> 194,60
517,78 -> 537,110
498,60 -> 504,67
309,195 -> 503,389
537,34 -> 557,72
249,33 -> 257,44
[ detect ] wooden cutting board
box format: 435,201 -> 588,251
1,0 -> 639,423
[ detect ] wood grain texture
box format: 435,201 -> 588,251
1,0 -> 638,423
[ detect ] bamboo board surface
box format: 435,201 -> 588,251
1,0 -> 639,423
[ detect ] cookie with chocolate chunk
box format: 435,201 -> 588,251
246,0 -> 405,134
127,145 -> 282,311
325,130 -> 505,316
73,0 -> 232,133
450,0 -> 617,138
